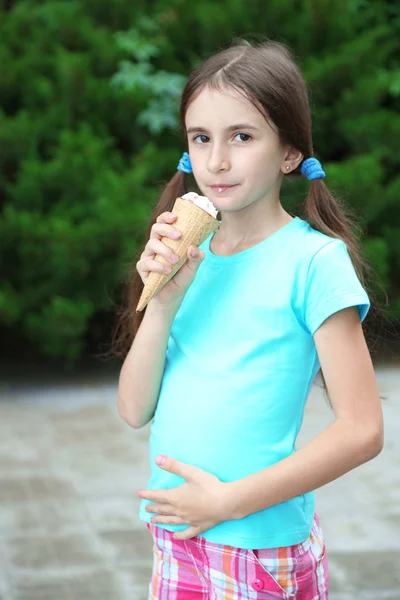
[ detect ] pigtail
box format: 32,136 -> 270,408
304,178 -> 386,305
303,179 -> 367,287
303,177 -> 388,405
108,170 -> 189,359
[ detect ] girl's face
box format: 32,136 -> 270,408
185,86 -> 290,214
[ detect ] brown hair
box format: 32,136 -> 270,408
108,39 -> 387,403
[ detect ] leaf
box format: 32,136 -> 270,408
114,29 -> 160,61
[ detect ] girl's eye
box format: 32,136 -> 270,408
193,134 -> 210,144
234,133 -> 252,142
192,133 -> 252,144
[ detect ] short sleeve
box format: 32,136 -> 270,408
304,239 -> 370,336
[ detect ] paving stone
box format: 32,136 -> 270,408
0,541 -> 12,600
118,563 -> 152,599
0,499 -> 93,538
0,502 -> 42,537
7,569 -> 124,600
84,496 -> 139,532
5,533 -> 104,570
100,527 -> 153,566
27,476 -> 77,500
0,476 -> 77,504
0,479 -> 30,503
65,569 -> 125,598
329,551 -> 400,593
331,593 -> 400,600
11,577 -> 70,600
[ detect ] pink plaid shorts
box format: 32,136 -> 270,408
146,512 -> 328,599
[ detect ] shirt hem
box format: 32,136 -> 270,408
307,292 -> 370,335
139,512 -> 312,550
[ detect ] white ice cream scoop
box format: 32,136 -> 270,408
181,192 -> 219,219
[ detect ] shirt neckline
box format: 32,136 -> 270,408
204,216 -> 305,265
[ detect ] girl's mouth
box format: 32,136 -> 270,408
209,184 -> 238,193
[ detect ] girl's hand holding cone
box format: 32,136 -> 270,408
136,210 -> 206,313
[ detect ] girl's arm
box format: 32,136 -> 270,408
226,306 -> 384,519
118,302 -> 177,429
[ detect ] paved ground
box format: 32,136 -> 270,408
0,364 -> 399,600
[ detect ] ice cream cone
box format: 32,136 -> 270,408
136,196 -> 219,312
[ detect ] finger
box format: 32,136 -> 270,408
145,503 -> 174,516
173,527 -> 199,541
141,240 -> 180,271
137,489 -> 169,502
142,237 -> 173,258
150,221 -> 181,242
156,455 -> 199,481
150,515 -> 186,525
156,212 -> 177,225
137,258 -> 172,278
187,246 -> 205,265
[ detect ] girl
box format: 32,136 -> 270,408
116,40 -> 384,599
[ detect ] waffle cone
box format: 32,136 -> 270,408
136,197 -> 219,312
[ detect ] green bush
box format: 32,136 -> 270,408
0,0 -> 399,361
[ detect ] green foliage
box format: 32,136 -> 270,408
0,1 -> 174,359
0,0 -> 399,361
111,26 -> 186,134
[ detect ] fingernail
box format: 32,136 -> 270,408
156,455 -> 166,466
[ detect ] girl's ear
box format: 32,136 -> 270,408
281,147 -> 303,173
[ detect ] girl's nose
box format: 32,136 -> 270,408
207,147 -> 230,173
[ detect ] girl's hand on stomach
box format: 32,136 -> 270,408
137,455 -> 231,540
136,211 -> 205,313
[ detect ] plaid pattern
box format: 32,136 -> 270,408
146,513 -> 328,599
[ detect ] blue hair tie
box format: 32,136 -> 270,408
301,157 -> 326,181
177,152 -> 192,174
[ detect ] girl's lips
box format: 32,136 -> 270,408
209,184 -> 238,192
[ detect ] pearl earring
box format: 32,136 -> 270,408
286,165 -> 290,171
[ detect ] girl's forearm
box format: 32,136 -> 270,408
225,419 -> 383,520
118,301 -> 177,429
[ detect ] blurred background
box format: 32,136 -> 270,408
0,1 -> 399,599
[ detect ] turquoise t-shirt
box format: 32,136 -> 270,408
138,216 -> 370,549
